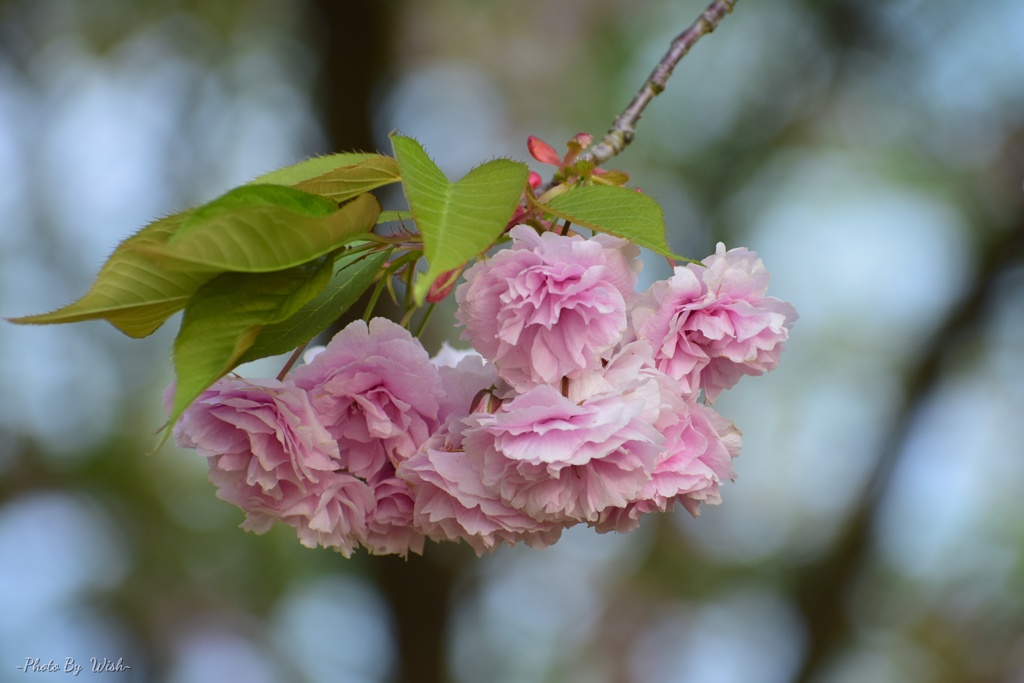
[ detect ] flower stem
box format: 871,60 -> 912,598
413,303 -> 436,337
276,343 -> 308,380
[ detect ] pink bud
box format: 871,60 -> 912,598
568,132 -> 593,149
528,171 -> 543,189
426,268 -> 461,303
527,136 -> 561,165
564,133 -> 594,165
471,388 -> 502,414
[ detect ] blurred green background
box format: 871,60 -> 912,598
1,1 -> 1023,681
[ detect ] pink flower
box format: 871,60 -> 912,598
564,340 -> 741,531
463,379 -> 663,525
398,416 -> 564,555
430,343 -> 500,424
631,243 -> 797,402
595,400 -> 741,533
455,225 -> 641,391
394,343 -> 558,555
171,377 -> 375,557
363,472 -> 424,556
290,318 -> 446,480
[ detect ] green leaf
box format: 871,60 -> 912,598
377,210 -> 413,224
7,212 -> 212,338
293,155 -> 401,203
183,184 -> 339,230
249,152 -> 384,186
542,184 -> 684,260
238,246 -> 392,363
137,189 -> 381,273
168,257 -> 334,428
391,134 -> 529,304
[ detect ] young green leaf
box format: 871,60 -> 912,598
541,184 -> 685,260
293,155 -> 401,203
391,134 -> 529,304
237,246 -> 392,362
183,183 -> 340,227
137,189 -> 381,273
7,212 -> 212,338
168,257 -> 333,428
249,152 -> 385,186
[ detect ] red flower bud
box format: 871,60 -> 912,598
426,268 -> 461,303
527,136 -> 561,165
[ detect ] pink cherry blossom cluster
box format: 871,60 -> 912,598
171,225 -> 796,557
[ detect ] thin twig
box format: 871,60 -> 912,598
581,0 -> 738,167
276,344 -> 308,380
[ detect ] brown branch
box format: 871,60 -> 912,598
580,0 -> 739,167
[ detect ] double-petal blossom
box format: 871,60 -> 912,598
632,243 -> 798,401
172,377 -> 374,556
456,225 -> 641,391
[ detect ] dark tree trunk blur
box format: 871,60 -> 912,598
304,4 -> 464,682
307,1 -> 387,155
